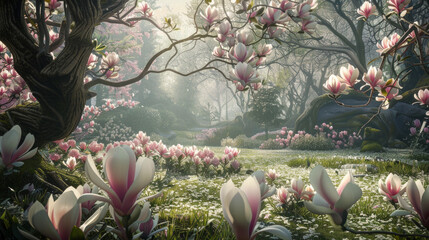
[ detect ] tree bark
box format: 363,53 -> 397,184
0,0 -> 102,146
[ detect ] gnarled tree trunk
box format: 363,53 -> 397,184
0,0 -> 107,146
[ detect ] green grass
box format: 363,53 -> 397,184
140,148 -> 429,239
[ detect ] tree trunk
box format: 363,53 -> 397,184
0,0 -> 101,147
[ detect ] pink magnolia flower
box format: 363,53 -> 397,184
47,0 -> 61,11
218,21 -> 232,36
305,166 -> 362,225
79,142 -> 87,151
212,46 -> 226,58
81,146 -> 155,216
0,42 -> 6,53
200,5 -> 219,26
378,173 -> 406,202
375,79 -> 402,109
49,153 -> 62,162
0,125 -> 37,170
77,183 -> 99,211
388,0 -> 411,15
220,176 -> 291,240
63,157 -> 77,171
323,75 -> 347,96
414,119 -> 422,128
257,44 -> 273,57
137,1 -> 153,17
67,139 -> 76,148
231,159 -> 240,170
279,0 -> 295,12
88,141 -> 104,154
300,17 -> 317,34
68,148 -> 80,158
266,169 -> 277,181
301,186 -> 315,201
410,127 -> 417,135
296,3 -> 311,19
87,53 -> 98,70
229,43 -> 254,62
230,62 -> 259,84
260,1 -> 289,26
396,179 -> 429,229
288,178 -> 307,200
236,30 -> 254,45
101,52 -> 120,70
253,170 -> 276,200
357,1 -> 377,20
339,64 -> 359,87
362,66 -> 384,89
277,186 -> 289,205
414,89 -> 429,106
267,26 -> 285,38
25,186 -> 108,239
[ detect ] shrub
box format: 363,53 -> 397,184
233,135 -> 264,149
221,137 -> 236,147
289,135 -> 334,150
259,138 -> 283,149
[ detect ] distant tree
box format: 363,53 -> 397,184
249,88 -> 283,139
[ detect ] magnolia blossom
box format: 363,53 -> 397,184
288,178 -> 312,200
279,0 -> 295,12
63,157 -> 77,170
267,26 -> 285,38
22,187 -> 108,240
357,1 -> 377,20
236,30 -> 254,45
0,125 -> 37,170
323,75 -> 347,96
378,173 -> 406,202
414,89 -> 429,106
253,170 -> 276,200
212,46 -> 226,58
388,0 -> 411,15
296,3 -> 311,20
220,176 -> 291,240
300,16 -> 317,34
80,146 -> 156,216
277,187 -> 289,205
218,21 -> 232,36
260,1 -> 289,26
200,5 -> 219,26
101,52 -> 120,70
375,79 -> 402,109
394,179 -> 429,229
362,66 -> 384,89
266,169 -> 277,181
87,53 -> 98,70
229,43 -> 254,62
230,62 -> 259,84
305,166 -> 362,225
339,64 -> 359,87
376,33 -> 401,54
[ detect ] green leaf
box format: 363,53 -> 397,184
247,0 -> 254,10
274,38 -> 282,45
390,210 -> 412,217
236,9 -> 245,14
1,211 -> 10,229
205,0 -> 212,4
256,7 -> 265,16
70,226 -> 85,240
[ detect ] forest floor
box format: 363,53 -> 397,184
143,147 -> 429,239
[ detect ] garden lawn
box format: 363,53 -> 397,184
145,148 -> 429,239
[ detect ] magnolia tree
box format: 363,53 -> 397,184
0,0 -> 320,147
320,0 -> 429,133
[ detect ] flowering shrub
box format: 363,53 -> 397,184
407,119 -> 429,152
274,124 -> 362,150
259,138 -> 284,149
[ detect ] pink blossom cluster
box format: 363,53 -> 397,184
315,123 -> 362,149
408,119 -> 429,146
274,124 -> 361,149
0,42 -> 36,113
196,128 -> 219,141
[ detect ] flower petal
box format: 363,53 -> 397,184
80,203 -> 109,235
52,190 -> 80,240
309,165 -> 339,207
240,176 -> 261,234
334,182 -> 362,212
228,189 -> 252,239
11,133 -> 35,161
251,225 -> 292,240
28,201 -> 60,240
1,125 -> 21,165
